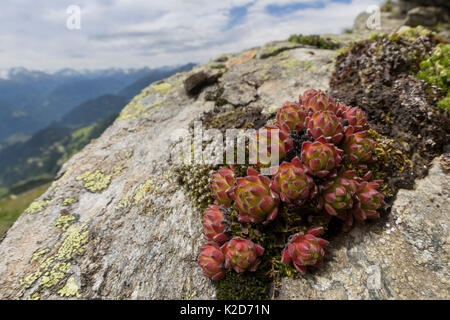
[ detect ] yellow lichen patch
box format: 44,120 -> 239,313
117,100 -> 163,120
182,290 -> 198,300
54,215 -> 76,231
151,82 -> 172,95
63,198 -> 77,206
280,58 -> 313,70
25,200 -> 50,214
117,89 -> 150,120
27,292 -> 40,300
17,223 -> 89,299
133,179 -> 155,204
31,248 -> 50,263
59,277 -> 81,298
113,166 -> 124,175
76,170 -> 111,193
115,196 -> 131,210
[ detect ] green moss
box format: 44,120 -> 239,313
175,165 -> 215,211
416,43 -> 450,113
287,34 -> 340,50
380,0 -> 393,12
76,170 -> 111,193
437,96 -> 450,113
392,26 -> 432,41
215,270 -> 272,300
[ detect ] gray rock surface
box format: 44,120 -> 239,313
0,42 -> 335,300
405,6 -> 449,27
399,0 -> 450,14
277,156 -> 449,300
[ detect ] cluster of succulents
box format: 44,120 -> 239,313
198,89 -> 385,280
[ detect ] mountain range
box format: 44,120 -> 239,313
0,64 -> 195,195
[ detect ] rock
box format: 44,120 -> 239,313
405,6 -> 449,27
0,44 -> 337,300
184,70 -> 208,94
399,1 -> 450,14
277,156 -> 449,300
184,67 -> 223,95
257,42 -> 301,59
225,50 -> 257,69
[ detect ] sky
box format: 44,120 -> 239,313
0,0 -> 384,71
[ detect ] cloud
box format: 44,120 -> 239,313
0,0 -> 383,70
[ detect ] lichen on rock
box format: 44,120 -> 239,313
25,200 -> 50,214
17,223 -> 89,299
76,170 -> 111,193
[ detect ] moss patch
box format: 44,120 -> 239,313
288,34 -> 341,49
215,270 -> 272,300
417,43 -> 450,113
330,27 -> 449,181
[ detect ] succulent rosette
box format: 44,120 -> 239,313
210,167 -> 235,206
270,157 -> 317,205
202,205 -> 230,244
352,179 -> 385,222
344,106 -> 369,132
336,103 -> 348,116
281,227 -> 328,274
232,168 -> 279,224
299,89 -> 338,114
305,111 -> 344,144
318,170 -> 358,217
221,237 -> 264,273
249,124 -> 294,167
197,88 -> 387,281
276,101 -> 307,131
343,128 -> 376,164
198,242 -> 226,280
301,137 -> 343,178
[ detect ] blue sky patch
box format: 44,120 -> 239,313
265,1 -> 326,16
330,0 -> 352,4
224,3 -> 253,30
